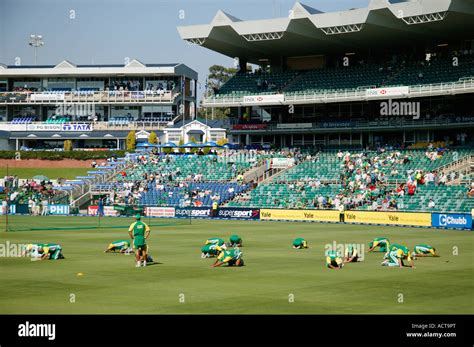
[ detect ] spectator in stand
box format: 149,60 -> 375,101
428,198 -> 436,209
407,181 -> 416,196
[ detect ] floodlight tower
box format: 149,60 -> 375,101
28,34 -> 44,65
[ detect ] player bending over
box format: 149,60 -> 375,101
292,238 -> 309,249
382,244 -> 414,268
367,237 -> 390,252
105,240 -> 132,253
205,237 -> 226,247
413,244 -> 439,258
201,243 -> 223,258
326,250 -> 344,269
344,244 -> 361,263
229,235 -> 243,247
212,248 -> 244,267
128,214 -> 151,267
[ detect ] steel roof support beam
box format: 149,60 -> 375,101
320,24 -> 364,35
242,32 -> 284,42
402,12 -> 447,25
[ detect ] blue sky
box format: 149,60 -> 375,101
0,0 -> 369,99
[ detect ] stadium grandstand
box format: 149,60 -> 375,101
0,60 -> 199,150
1,0 -> 472,223
178,0 -> 474,149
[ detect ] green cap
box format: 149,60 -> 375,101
135,214 -> 141,219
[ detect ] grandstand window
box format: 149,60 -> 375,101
168,135 -> 180,142
0,107 -> 6,121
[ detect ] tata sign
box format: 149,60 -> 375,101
62,123 -> 93,132
432,213 -> 472,230
365,86 -> 409,98
49,205 -> 70,215
242,94 -> 284,105
217,208 -> 260,220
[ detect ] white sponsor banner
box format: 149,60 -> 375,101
30,93 -> 65,101
276,123 -> 312,129
104,206 -> 119,217
242,94 -> 284,105
271,157 -> 295,169
26,124 -> 62,131
145,207 -> 175,218
25,123 -> 93,132
366,86 -> 409,98
61,123 -> 93,132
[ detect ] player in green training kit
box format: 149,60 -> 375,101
229,235 -> 243,247
128,214 -> 151,267
292,238 -> 308,249
382,244 -> 415,268
367,237 -> 390,252
201,243 -> 223,258
344,244 -> 361,263
205,237 -> 226,247
212,248 -> 244,267
413,244 -> 439,258
24,243 -> 64,260
326,250 -> 343,269
104,240 -> 131,253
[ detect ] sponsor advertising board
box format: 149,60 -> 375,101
48,205 -> 70,215
175,207 -> 211,218
259,209 -> 339,222
276,123 -> 312,129
270,158 -> 296,169
344,211 -> 431,226
232,124 -> 268,130
365,86 -> 409,98
88,205 -> 98,216
242,94 -> 284,105
144,207 -> 176,218
431,213 -> 472,229
217,208 -> 260,220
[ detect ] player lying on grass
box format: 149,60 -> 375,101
344,244 -> 361,263
326,250 -> 344,269
212,248 -> 244,267
292,238 -> 309,249
24,243 -> 64,260
412,244 -> 439,258
382,244 -> 414,268
367,237 -> 390,252
128,214 -> 151,268
104,240 -> 132,253
229,234 -> 243,247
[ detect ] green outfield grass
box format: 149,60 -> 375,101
0,217 -> 472,314
0,168 -> 91,179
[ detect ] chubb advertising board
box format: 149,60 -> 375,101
431,213 -> 472,230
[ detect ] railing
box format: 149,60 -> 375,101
229,116 -> 474,132
0,90 -> 178,104
0,120 -> 174,132
203,79 -> 474,106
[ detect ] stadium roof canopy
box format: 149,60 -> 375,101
177,0 -> 474,64
0,59 -> 198,80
